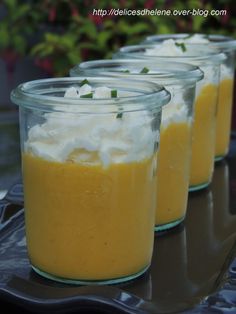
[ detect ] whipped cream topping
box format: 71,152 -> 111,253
64,84 -> 115,99
221,64 -> 233,80
176,34 -> 209,44
154,36 -> 231,82
161,94 -> 189,130
175,35 -> 232,81
145,39 -> 220,91
145,39 -> 185,56
25,85 -> 159,167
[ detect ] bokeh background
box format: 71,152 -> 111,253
0,0 -> 235,192
0,0 -> 235,103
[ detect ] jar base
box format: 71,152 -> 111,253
155,216 -> 185,232
31,264 -> 150,285
189,181 -> 210,192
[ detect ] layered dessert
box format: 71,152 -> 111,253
175,35 -> 234,159
215,63 -> 234,158
146,34 -> 235,159
22,83 -> 158,283
156,98 -> 192,229
145,40 -> 220,189
190,82 -> 218,187
74,60 -> 202,230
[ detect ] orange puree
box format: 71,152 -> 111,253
190,84 -> 218,188
156,122 -> 191,227
215,78 -> 234,158
23,153 -> 156,281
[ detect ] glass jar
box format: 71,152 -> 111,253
144,34 -> 236,161
114,44 -> 225,192
11,77 -> 170,285
71,59 -> 203,231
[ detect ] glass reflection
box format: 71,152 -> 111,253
150,227 -> 197,313
212,160 -> 236,241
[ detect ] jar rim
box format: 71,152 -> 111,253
72,59 -> 204,84
115,44 -> 226,64
11,76 -> 171,113
145,33 -> 236,51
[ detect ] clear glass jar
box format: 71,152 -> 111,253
144,34 -> 236,161
114,44 -> 225,192
11,77 -> 170,285
71,59 -> 203,231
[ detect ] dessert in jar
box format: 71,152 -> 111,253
115,43 -> 225,191
11,77 -> 170,284
144,33 -> 236,161
73,59 -> 203,230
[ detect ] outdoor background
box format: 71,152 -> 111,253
0,0 -> 235,192
1,0 -> 235,76
0,0 -> 235,119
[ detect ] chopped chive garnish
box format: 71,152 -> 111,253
116,112 -> 123,119
140,66 -> 149,74
175,42 -> 186,52
122,69 -> 130,73
111,89 -> 117,98
80,79 -> 89,86
80,93 -> 93,98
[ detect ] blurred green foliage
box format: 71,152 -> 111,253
0,0 -> 235,76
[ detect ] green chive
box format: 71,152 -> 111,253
111,89 -> 117,98
122,69 -> 130,73
175,42 -> 186,52
140,66 -> 149,74
80,79 -> 89,86
80,93 -> 93,98
116,112 -> 123,119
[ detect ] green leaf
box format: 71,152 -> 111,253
31,43 -> 54,57
12,4 -> 30,20
45,33 -> 61,44
67,51 -> 81,65
192,16 -> 205,31
97,31 -> 112,48
103,19 -> 114,29
60,34 -> 77,49
12,35 -> 27,54
128,23 -> 149,34
5,0 -> 17,11
79,20 -> 97,39
0,27 -> 9,48
78,42 -> 98,49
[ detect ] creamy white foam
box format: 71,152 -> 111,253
161,98 -> 189,130
176,34 -> 209,44
25,85 -> 158,167
145,39 -> 221,98
221,64 -> 233,80
145,39 -> 185,56
175,36 -> 232,82
161,37 -> 231,83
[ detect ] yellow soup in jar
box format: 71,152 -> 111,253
190,84 -> 218,188
23,153 -> 156,281
215,78 -> 234,158
156,121 -> 192,228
